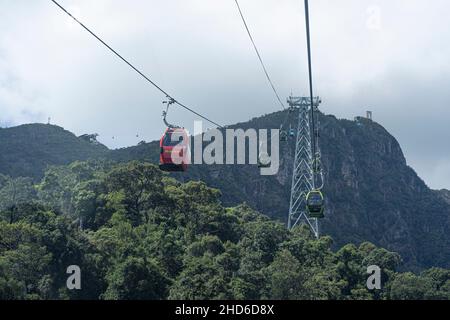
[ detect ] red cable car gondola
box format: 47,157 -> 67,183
159,99 -> 190,172
159,127 -> 190,172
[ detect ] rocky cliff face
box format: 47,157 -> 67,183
437,189 -> 450,205
316,115 -> 449,270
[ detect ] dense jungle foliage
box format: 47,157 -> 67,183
0,161 -> 448,300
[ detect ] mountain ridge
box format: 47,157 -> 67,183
0,123 -> 109,179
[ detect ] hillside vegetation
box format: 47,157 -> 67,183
0,161 -> 449,300
0,124 -> 108,179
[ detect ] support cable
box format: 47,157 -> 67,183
304,0 -> 317,187
234,0 -> 285,109
50,0 -> 223,128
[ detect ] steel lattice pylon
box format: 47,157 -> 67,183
287,96 -> 321,237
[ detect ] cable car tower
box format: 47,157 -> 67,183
287,96 -> 322,237
287,0 -> 325,238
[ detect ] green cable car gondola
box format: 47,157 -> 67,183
306,190 -> 324,218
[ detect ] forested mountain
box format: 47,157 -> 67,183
0,124 -> 108,179
0,110 -> 449,271
1,161 -> 449,300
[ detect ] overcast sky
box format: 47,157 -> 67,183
0,0 -> 449,189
